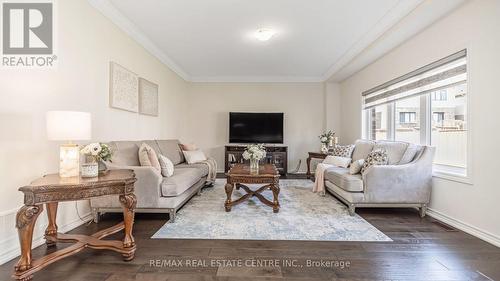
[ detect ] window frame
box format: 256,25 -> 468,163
362,50 -> 472,184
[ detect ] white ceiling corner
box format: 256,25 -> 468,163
88,0 -> 464,83
87,0 -> 191,81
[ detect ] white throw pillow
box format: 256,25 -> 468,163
182,150 -> 207,164
158,154 -> 174,177
349,159 -> 365,175
322,155 -> 351,168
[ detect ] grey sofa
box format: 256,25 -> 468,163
90,139 -> 208,223
324,140 -> 435,217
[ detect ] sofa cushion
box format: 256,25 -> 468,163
109,141 -> 142,166
156,140 -> 185,165
351,140 -> 375,162
399,143 -> 420,164
158,154 -> 174,177
161,168 -> 201,197
374,141 -> 409,165
175,163 -> 209,177
332,144 -> 355,158
325,166 -> 364,192
361,149 -> 388,174
139,143 -> 161,171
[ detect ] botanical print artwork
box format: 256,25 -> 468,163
109,62 -> 139,112
153,179 -> 391,242
139,78 -> 159,116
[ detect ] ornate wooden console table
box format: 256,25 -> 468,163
225,164 -> 281,213
12,169 -> 137,281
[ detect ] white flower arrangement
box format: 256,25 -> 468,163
80,143 -> 113,162
318,130 -> 335,144
242,144 -> 266,161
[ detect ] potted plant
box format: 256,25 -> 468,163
80,143 -> 113,177
242,144 -> 266,172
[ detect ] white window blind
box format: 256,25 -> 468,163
362,50 -> 467,109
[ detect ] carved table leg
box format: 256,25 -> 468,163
44,202 -> 58,246
271,183 -> 280,213
306,156 -> 312,179
225,183 -> 234,212
119,193 -> 137,261
15,205 -> 43,280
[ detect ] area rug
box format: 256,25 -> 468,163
152,179 -> 391,241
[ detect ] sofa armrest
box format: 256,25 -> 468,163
106,163 -> 163,206
362,146 -> 435,203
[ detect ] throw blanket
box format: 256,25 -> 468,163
312,163 -> 334,196
200,157 -> 217,184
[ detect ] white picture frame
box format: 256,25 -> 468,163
109,62 -> 139,113
138,77 -> 159,116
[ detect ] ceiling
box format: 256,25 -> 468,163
89,0 -> 464,82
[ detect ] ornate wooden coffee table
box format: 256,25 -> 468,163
13,169 -> 137,281
225,164 -> 281,213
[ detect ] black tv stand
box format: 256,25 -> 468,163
224,144 -> 288,175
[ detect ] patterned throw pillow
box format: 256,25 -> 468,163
361,149 -> 388,174
332,144 -> 355,158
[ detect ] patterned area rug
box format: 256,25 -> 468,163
152,179 -> 391,241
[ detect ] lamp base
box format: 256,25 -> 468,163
59,144 -> 80,177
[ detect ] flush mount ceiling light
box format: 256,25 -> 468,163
255,28 -> 276,41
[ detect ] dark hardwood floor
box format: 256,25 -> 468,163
1,187 -> 499,280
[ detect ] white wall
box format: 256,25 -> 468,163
0,0 -> 189,263
185,83 -> 335,173
339,0 -> 500,244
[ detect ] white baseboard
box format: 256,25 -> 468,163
0,212 -> 92,265
427,208 -> 500,247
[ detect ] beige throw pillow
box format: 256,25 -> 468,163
349,159 -> 365,175
182,150 -> 207,164
138,143 -> 161,171
158,154 -> 174,177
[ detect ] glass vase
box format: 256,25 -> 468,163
250,158 -> 259,172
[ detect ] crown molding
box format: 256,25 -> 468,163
87,0 -> 191,81
190,76 -> 324,83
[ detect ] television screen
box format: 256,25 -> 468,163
229,112 -> 284,143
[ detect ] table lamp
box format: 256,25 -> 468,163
46,111 -> 91,177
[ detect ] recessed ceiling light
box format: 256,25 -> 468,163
255,28 -> 276,41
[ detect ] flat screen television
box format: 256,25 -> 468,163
229,112 -> 284,143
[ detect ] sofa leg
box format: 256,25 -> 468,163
169,209 -> 176,223
348,204 -> 356,216
92,208 -> 100,223
419,204 -> 427,218
197,188 -> 202,196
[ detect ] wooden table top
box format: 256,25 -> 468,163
19,169 -> 137,205
227,163 -> 279,177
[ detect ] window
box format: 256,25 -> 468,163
431,87 -> 467,169
362,50 -> 468,177
432,112 -> 445,124
399,112 -> 416,124
395,95 -> 420,143
367,105 -> 388,140
432,90 -> 447,101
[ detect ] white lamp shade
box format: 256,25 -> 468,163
46,111 -> 91,141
